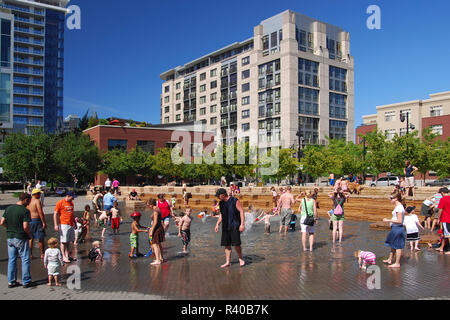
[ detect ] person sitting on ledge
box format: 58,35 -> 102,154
129,189 -> 140,201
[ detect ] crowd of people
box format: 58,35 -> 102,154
1,164 -> 449,289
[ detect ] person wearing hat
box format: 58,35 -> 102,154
53,191 -> 77,263
27,189 -> 46,259
214,188 -> 246,268
403,206 -> 425,251
129,211 -> 147,259
436,187 -> 450,254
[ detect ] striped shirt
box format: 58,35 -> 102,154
360,251 -> 376,265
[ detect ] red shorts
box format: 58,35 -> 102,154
111,217 -> 120,230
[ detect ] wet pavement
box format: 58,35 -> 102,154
0,207 -> 449,300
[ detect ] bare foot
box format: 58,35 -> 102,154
436,248 -> 444,252
388,264 -> 401,268
55,283 -> 61,287
415,248 -> 421,251
446,252 -> 450,255
150,260 -> 162,266
239,259 -> 246,267
47,283 -> 52,286
221,263 -> 231,268
383,259 -> 392,264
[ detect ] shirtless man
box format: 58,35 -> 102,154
27,189 -> 46,259
277,186 -> 295,234
92,191 -> 104,222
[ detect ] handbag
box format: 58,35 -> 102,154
303,199 -> 315,227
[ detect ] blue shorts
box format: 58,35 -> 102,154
162,217 -> 170,223
30,219 -> 45,240
330,179 -> 335,186
104,204 -> 113,212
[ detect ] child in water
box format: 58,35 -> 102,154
43,238 -> 64,286
355,250 -> 376,270
129,212 -> 148,259
178,207 -> 193,254
110,201 -> 123,235
290,213 -> 298,231
256,211 -> 276,234
97,210 -> 112,238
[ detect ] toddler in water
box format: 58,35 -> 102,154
256,211 -> 276,234
97,210 -> 112,238
404,206 -> 425,251
43,238 -> 64,286
74,217 -> 87,244
129,212 -> 148,259
355,250 -> 376,270
89,241 -> 103,262
178,207 -> 193,253
110,201 -> 123,235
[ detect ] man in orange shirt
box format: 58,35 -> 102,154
53,191 -> 77,263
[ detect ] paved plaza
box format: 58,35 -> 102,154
0,193 -> 449,300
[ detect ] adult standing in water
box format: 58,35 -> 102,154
27,189 -> 46,259
383,193 -> 406,268
157,194 -> 174,233
214,188 -> 246,268
147,199 -> 165,265
328,188 -> 349,243
277,186 -> 295,234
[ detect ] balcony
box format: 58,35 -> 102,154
221,106 -> 229,114
189,93 -> 196,99
221,69 -> 228,77
220,95 -> 228,102
221,82 -> 228,89
229,66 -> 237,74
229,104 -> 237,112
266,81 -> 274,88
229,92 -> 237,100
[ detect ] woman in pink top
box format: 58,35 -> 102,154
112,179 -> 120,195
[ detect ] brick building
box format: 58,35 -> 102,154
84,123 -> 214,185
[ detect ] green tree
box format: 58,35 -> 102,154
433,139 -> 450,178
101,149 -> 129,182
301,145 -> 340,183
54,133 -> 102,185
152,148 -> 184,180
260,148 -> 299,184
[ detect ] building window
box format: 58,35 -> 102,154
242,83 -> 250,92
299,58 -> 319,87
210,69 -> 217,77
176,114 -> 181,121
200,73 -> 206,81
210,105 -> 217,113
176,93 -> 181,100
165,86 -> 170,93
137,140 -> 155,154
385,129 -> 396,140
297,29 -> 314,53
329,66 -> 347,93
164,117 -> 170,124
176,82 -> 181,90
210,117 -> 217,125
211,92 -> 217,101
431,125 -> 443,135
242,96 -> 250,105
200,84 -> 206,93
298,87 -> 319,116
242,69 -> 250,80
176,103 -> 181,111
385,111 -> 396,122
242,109 -> 250,119
242,56 -> 250,66
200,96 -> 206,104
200,107 -> 206,116
211,80 -> 217,89
242,123 -> 250,132
330,120 -> 347,141
108,140 -> 127,151
430,106 -> 443,117
329,93 -> 347,119
164,96 -> 170,103
165,106 -> 170,113
327,38 -> 342,60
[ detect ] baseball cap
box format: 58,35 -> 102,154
439,187 -> 449,194
406,206 -> 416,214
215,188 -> 228,197
66,191 -> 78,198
31,189 -> 42,195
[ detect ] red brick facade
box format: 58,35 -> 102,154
84,125 -> 214,185
355,124 -> 377,144
422,114 -> 450,142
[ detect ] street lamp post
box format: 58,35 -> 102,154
296,129 -> 304,186
400,111 -> 416,155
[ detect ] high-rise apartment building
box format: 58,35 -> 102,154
0,0 -> 68,135
160,10 -> 354,149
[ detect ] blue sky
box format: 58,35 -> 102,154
64,0 -> 450,126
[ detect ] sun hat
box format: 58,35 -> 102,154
31,189 -> 42,195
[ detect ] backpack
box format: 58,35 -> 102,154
333,198 -> 344,216
88,248 -> 99,262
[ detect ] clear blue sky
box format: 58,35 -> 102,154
64,0 -> 450,126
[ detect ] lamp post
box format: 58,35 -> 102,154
400,111 -> 416,155
296,129 -> 304,186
